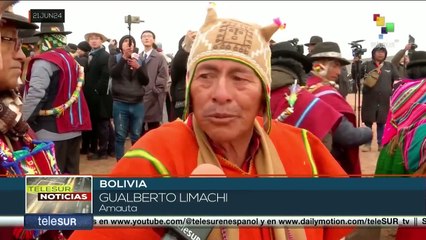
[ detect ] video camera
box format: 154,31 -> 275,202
288,38 -> 304,55
349,40 -> 367,58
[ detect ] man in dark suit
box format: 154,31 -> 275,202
139,30 -> 169,135
83,32 -> 113,159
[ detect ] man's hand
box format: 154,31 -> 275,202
404,43 -> 412,51
352,56 -> 361,63
182,30 -> 197,53
128,58 -> 140,70
122,47 -> 133,60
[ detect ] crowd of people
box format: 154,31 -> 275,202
0,1 -> 424,239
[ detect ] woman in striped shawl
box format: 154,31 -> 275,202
375,51 -> 426,240
375,51 -> 426,176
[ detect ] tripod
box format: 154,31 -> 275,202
352,57 -> 362,127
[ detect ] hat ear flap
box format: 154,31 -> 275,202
200,7 -> 218,32
259,23 -> 279,42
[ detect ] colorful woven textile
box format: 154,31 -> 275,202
387,79 -> 426,173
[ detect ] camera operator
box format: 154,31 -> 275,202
355,43 -> 400,152
391,43 -> 413,79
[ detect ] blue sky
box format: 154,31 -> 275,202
13,1 -> 425,59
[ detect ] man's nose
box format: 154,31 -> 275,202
212,75 -> 232,104
15,48 -> 26,62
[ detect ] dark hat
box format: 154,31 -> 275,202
18,29 -> 36,38
19,30 -> 40,44
118,35 -> 136,52
65,43 -> 77,53
309,41 -> 350,66
304,36 -> 323,46
34,22 -> 72,36
407,51 -> 426,69
77,41 -> 91,52
2,6 -> 39,29
271,41 -> 312,73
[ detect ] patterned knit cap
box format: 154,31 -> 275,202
183,6 -> 281,133
39,34 -> 67,53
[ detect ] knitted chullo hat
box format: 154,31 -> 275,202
183,5 -> 282,133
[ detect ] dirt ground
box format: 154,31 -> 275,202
79,93 -> 396,240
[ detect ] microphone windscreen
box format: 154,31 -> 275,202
165,164 -> 225,239
190,164 -> 225,178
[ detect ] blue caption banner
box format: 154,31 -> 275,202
0,178 -> 25,215
92,178 -> 426,216
1,178 -> 425,216
24,214 -> 93,230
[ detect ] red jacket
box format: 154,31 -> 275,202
70,119 -> 353,240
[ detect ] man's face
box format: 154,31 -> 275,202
325,60 -> 342,81
141,32 -> 154,48
191,60 -> 263,143
0,24 -> 25,90
0,1 -> 17,69
374,49 -> 386,62
316,59 -> 341,81
308,44 -> 316,53
122,38 -> 135,53
88,35 -> 102,49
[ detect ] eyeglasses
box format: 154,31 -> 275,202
1,36 -> 23,52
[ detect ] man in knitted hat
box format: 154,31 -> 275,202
22,22 -> 92,174
306,42 -> 372,176
70,6 -> 351,240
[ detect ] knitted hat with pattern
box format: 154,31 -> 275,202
184,6 -> 281,132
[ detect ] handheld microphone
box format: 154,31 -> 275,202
129,53 -> 139,70
163,164 -> 225,240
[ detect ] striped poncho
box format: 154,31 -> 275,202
379,78 -> 426,174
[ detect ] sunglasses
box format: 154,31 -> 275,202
1,36 -> 23,52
